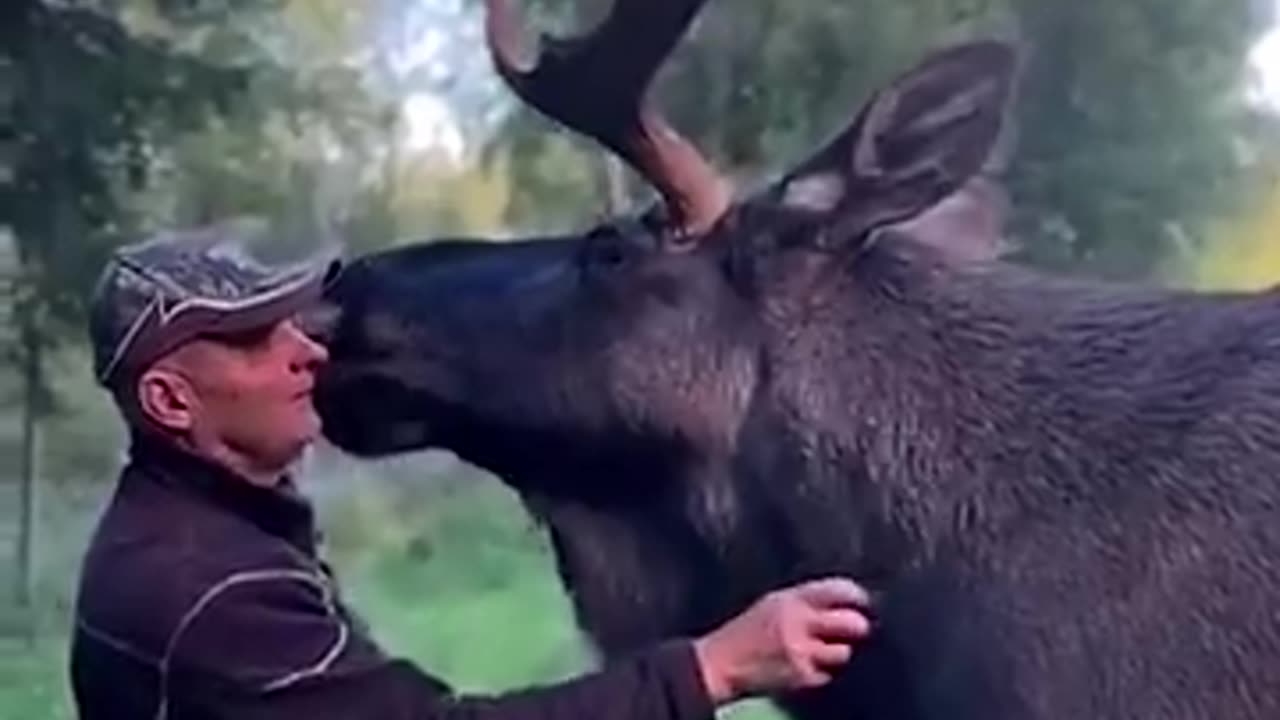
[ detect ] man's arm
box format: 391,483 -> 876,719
169,569 -> 871,720
167,568 -> 712,720
194,641 -> 713,720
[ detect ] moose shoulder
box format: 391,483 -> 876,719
312,1 -> 1280,718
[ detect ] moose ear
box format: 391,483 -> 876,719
776,41 -> 1018,244
892,175 -> 1012,262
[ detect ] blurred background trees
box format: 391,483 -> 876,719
2,0 -> 1279,717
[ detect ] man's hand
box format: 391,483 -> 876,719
692,577 -> 874,705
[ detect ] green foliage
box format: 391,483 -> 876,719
1,1 -> 268,420
1180,173 -> 1280,290
3,0 -> 260,333
1,0 -> 401,403
314,458 -> 588,691
1006,0 -> 1266,277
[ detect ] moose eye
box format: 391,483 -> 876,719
580,226 -> 634,275
594,242 -> 628,268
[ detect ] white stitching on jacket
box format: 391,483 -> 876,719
153,567 -> 350,720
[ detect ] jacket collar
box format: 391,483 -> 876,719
127,433 -> 319,556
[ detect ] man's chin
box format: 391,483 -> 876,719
300,408 -> 324,441
274,420 -> 322,470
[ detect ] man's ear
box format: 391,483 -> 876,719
137,366 -> 197,433
774,41 -> 1018,245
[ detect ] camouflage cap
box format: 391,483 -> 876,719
88,221 -> 342,387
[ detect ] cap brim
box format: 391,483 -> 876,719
181,258 -> 340,338
100,256 -> 342,384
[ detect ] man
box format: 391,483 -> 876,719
71,224 -> 874,719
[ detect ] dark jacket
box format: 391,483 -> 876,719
70,437 -> 714,720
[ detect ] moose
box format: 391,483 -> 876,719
312,0 -> 1280,718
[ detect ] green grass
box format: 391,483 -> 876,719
0,640 -> 72,720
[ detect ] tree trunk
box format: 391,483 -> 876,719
7,0 -> 40,634
15,319 -> 40,644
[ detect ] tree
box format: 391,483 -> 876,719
1007,0 -> 1264,277
0,0 -> 274,618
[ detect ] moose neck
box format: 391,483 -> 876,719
522,242 -> 1036,657
735,242 -> 1006,558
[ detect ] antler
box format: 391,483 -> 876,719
484,0 -> 731,239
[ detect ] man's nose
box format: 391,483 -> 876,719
284,318 -> 330,371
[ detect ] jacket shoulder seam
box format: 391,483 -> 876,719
154,566 -> 348,718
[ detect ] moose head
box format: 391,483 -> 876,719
315,0 -> 1016,472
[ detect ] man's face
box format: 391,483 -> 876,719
140,317 -> 330,477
